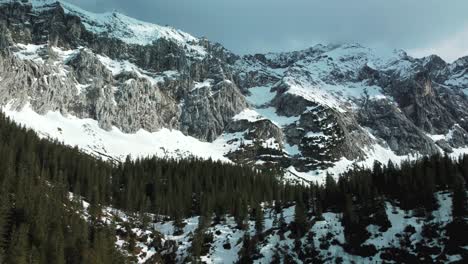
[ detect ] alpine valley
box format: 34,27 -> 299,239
0,1 -> 467,263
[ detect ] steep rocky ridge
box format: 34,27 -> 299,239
0,0 -> 246,141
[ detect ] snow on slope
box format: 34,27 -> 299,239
7,99 -> 455,185
68,188 -> 461,263
13,0 -> 206,56
363,192 -> 455,256
271,44 -> 406,112
286,143 -> 416,184
13,43 -> 80,65
3,103 -> 230,162
143,191 -> 459,263
96,54 -> 180,85
151,205 -> 296,263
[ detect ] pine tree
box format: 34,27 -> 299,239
315,202 -> 324,221
29,245 -> 41,264
304,231 -> 319,262
47,226 -> 65,264
293,198 -> 308,238
452,175 -> 467,219
271,209 -> 278,228
324,173 -> 338,208
190,224 -> 205,262
7,224 -> 29,264
254,204 -> 264,234
0,185 -> 11,255
127,232 -> 137,254
343,194 -> 357,228
278,210 -> 286,231
238,233 -> 254,263
173,211 -> 184,236
236,199 -> 248,230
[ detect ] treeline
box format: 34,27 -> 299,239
107,157 -> 303,224
310,154 -> 468,219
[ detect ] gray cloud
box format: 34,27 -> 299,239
66,0 -> 468,62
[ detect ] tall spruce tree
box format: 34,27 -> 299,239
293,198 -> 308,238
452,175 -> 467,219
254,203 -> 264,234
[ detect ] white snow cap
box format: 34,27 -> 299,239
22,0 -> 201,47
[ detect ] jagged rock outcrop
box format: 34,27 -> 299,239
181,81 -> 248,141
358,99 -> 440,155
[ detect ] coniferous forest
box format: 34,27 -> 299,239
0,109 -> 467,263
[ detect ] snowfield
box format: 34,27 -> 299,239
3,103 -> 230,162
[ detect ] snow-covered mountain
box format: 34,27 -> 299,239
1,0 -> 468,183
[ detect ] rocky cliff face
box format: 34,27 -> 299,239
1,0 -> 468,181
0,0 -> 246,140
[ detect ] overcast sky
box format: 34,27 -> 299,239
66,0 -> 468,62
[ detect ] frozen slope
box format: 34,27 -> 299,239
3,104 -> 230,162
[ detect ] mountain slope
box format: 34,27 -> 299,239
1,0 -> 468,183
1,94 -> 466,263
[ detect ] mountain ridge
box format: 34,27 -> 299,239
1,0 -> 468,183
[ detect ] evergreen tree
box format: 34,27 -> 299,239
293,198 -> 308,238
315,202 -> 323,221
0,185 -> 11,255
47,226 -> 65,264
190,217 -> 208,262
236,199 -> 248,230
452,175 -> 467,219
127,232 -> 137,254
7,224 -> 29,264
254,203 -> 264,234
238,233 -> 255,263
343,194 -> 357,228
304,232 -> 319,262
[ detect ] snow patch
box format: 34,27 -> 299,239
232,109 -> 265,122
3,103 -> 229,162
246,86 -> 276,106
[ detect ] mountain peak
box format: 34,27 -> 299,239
4,0 -> 200,46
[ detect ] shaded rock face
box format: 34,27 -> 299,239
1,1 -> 468,175
0,50 -> 78,113
181,81 -> 248,141
387,72 -> 455,134
68,50 -> 113,84
357,100 -> 440,155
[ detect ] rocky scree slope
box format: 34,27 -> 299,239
1,0 -> 468,181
